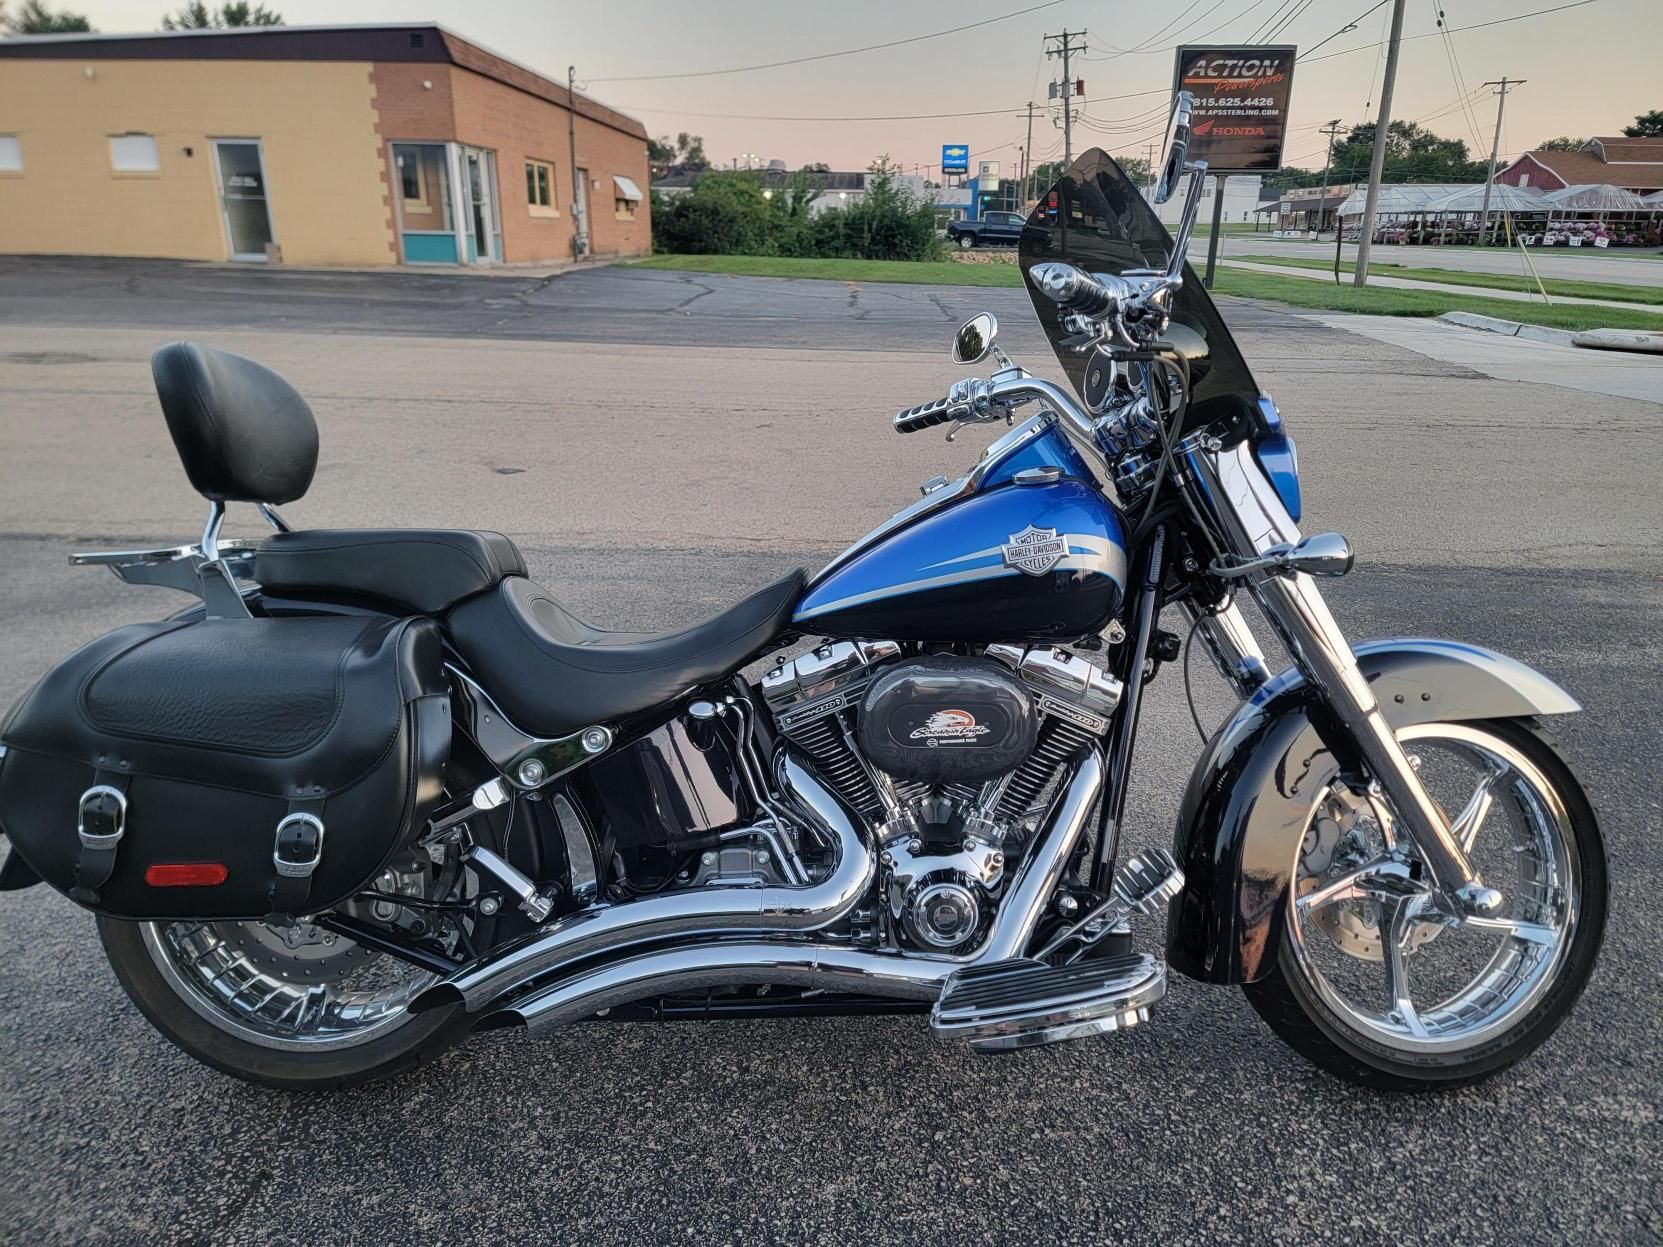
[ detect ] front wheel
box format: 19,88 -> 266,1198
1244,718 -> 1606,1091
956,233 -> 977,249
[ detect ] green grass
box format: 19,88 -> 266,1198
629,253 -> 1024,287
629,253 -> 1663,331
1227,253 -> 1663,306
1209,268 -> 1663,331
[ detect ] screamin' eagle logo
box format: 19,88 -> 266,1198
909,709 -> 991,746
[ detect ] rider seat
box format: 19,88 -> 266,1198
446,570 -> 805,737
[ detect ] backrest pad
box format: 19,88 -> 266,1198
151,341 -> 318,505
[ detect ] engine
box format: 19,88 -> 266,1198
760,640 -> 1122,952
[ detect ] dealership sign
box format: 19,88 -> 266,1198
941,144 -> 969,174
1171,45 -> 1296,173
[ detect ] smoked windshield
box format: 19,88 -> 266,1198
1018,149 -> 1262,436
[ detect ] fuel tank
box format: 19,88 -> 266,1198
795,415 -> 1127,642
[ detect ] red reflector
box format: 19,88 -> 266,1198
145,863 -> 229,887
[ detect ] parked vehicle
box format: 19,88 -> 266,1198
947,210 -> 1026,249
0,95 -> 1604,1091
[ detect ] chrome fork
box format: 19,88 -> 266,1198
1189,443 -> 1500,916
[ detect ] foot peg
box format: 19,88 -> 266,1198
931,953 -> 1168,1052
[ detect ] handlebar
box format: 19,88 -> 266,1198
894,396 -> 956,434
1029,262 -> 1125,317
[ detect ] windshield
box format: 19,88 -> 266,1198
1018,149 -> 1262,437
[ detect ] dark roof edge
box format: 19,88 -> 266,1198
0,23 -> 647,142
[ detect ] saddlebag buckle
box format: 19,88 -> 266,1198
77,785 -> 128,849
273,813 -> 325,879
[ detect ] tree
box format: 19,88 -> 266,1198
161,1 -> 281,29
1535,136 -> 1587,152
4,0 -> 94,32
1329,120 -> 1485,183
673,132 -> 707,171
1623,110 -> 1663,138
646,136 -> 676,165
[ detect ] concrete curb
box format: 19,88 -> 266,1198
1571,328 -> 1663,354
1438,311 -> 1575,345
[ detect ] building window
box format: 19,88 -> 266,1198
109,133 -> 160,174
1518,173 -> 1530,187
396,149 -> 428,209
0,134 -> 20,173
612,174 -> 643,221
525,159 -> 557,215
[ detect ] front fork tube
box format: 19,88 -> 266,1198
1186,441 -> 1499,915
1250,571 -> 1500,914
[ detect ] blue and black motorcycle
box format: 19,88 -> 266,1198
0,96 -> 1605,1090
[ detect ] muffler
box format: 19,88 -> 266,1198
475,941 -> 951,1035
410,752 -> 875,1014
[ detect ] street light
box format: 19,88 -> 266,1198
734,152 -> 758,170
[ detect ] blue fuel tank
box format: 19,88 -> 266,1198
794,416 -> 1128,643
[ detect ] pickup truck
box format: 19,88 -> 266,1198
946,211 -> 1025,249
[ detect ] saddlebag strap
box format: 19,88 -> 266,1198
71,771 -> 131,904
269,801 -> 326,918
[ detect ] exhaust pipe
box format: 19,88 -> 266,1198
477,941 -> 950,1034
462,750 -> 1108,1034
411,752 -> 875,1014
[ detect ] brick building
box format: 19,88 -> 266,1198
1495,137 -> 1663,196
0,24 -> 651,266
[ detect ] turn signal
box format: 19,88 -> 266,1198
144,862 -> 229,887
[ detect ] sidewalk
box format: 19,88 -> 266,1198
1304,312 -> 1663,405
1218,258 -> 1661,315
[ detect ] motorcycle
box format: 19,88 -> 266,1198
0,95 -> 1605,1091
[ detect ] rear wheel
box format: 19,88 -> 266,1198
1244,718 -> 1606,1091
99,851 -> 484,1089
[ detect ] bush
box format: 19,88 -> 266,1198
651,162 -> 942,262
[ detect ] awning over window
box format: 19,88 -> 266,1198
613,175 -> 643,202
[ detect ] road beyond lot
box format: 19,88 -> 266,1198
1,259 -> 1661,1246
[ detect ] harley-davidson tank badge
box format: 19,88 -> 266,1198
1001,525 -> 1067,576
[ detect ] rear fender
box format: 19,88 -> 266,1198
1165,639 -> 1579,985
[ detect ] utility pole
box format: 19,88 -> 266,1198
1352,0 -> 1405,287
1044,29 -> 1086,169
1477,77 -> 1524,245
1316,119 -> 1344,237
1144,139 -> 1157,196
567,65 -> 587,258
1024,101 -> 1036,203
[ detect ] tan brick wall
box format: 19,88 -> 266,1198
0,58 -> 393,265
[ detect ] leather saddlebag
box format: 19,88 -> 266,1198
0,615 -> 450,920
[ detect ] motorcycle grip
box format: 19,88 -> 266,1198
1030,262 -> 1118,317
894,397 -> 954,433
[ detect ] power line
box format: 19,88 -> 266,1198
1301,0 -> 1391,57
1264,0 -> 1322,42
607,103 -> 1031,122
588,0 -> 1066,82
1300,0 -> 1603,65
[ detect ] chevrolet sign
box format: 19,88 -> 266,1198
941,144 -> 969,174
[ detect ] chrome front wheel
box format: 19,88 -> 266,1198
1245,718 -> 1607,1090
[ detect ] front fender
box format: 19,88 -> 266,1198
1164,639 -> 1579,985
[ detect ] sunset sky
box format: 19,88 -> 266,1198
64,0 -> 1662,177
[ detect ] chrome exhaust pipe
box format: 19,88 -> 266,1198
478,942 -> 950,1035
470,750 -> 1107,1035
410,752 -> 875,1014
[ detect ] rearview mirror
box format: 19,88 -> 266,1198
952,313 -> 998,364
1153,91 -> 1194,205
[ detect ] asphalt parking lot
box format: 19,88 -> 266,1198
1,258 -> 1660,1245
